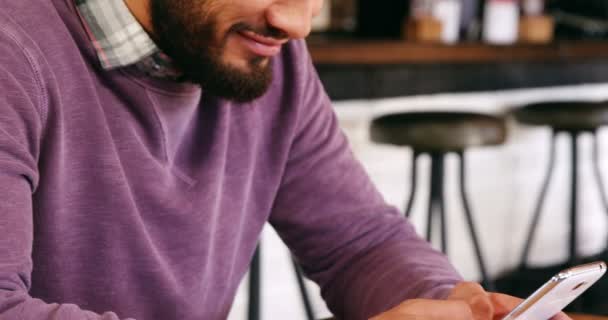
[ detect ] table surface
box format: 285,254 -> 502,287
323,314 -> 607,320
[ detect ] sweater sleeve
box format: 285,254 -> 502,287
268,40 -> 463,320
0,21 -> 134,320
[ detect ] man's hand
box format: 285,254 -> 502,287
488,292 -> 571,320
369,298 -> 480,320
369,281 -> 573,320
447,282 -> 493,320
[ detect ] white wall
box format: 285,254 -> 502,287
228,83 -> 608,320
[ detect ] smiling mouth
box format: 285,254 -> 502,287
234,28 -> 289,58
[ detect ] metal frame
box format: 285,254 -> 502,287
520,131 -> 559,268
520,130 -> 608,269
406,151 -> 493,290
248,245 -> 262,320
248,243 -> 315,320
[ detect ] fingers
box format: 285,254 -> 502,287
368,286 -> 574,320
369,298 -> 474,320
489,293 -> 572,320
448,282 -> 494,320
489,293 -> 524,318
448,282 -> 487,300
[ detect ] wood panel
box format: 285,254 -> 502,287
308,40 -> 608,65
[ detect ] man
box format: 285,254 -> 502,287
0,0 -> 569,319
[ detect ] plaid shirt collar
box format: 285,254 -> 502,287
74,0 -> 180,78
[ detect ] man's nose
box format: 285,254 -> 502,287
265,0 -> 322,39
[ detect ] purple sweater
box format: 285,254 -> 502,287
0,0 -> 462,319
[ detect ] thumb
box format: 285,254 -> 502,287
490,293 -> 522,319
448,282 -> 493,320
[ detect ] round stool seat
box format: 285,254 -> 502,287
514,101 -> 608,131
371,112 -> 507,152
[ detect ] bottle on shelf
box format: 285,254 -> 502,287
434,0 -> 463,43
406,0 -> 443,43
519,0 -> 555,44
461,0 -> 482,41
482,0 -> 520,45
312,0 -> 359,34
312,0 -> 332,32
406,0 -> 462,44
330,0 -> 357,33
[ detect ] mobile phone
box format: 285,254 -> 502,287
501,261 -> 607,320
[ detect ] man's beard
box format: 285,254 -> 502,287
150,0 -> 274,102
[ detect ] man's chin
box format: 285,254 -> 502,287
188,67 -> 272,102
223,56 -> 270,74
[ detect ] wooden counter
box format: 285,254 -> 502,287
308,40 -> 608,65
307,39 -> 608,101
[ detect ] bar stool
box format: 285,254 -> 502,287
513,101 -> 608,269
248,244 -> 315,320
370,111 -> 507,289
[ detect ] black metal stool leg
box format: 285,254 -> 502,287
569,131 -> 584,311
248,244 -> 261,320
520,131 -> 558,269
249,245 -> 316,320
426,154 -> 435,243
291,259 -> 315,320
591,131 -> 608,220
405,152 -> 419,219
427,153 -> 447,253
457,151 -> 493,291
432,154 -> 448,254
569,132 -> 581,266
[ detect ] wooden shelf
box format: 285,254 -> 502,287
307,40 -> 608,65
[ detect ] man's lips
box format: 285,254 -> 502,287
237,30 -> 288,57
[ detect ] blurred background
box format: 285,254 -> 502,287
229,1 -> 608,319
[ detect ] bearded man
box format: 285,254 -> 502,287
0,0 -> 569,319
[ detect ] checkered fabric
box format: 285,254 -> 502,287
74,0 -> 180,78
